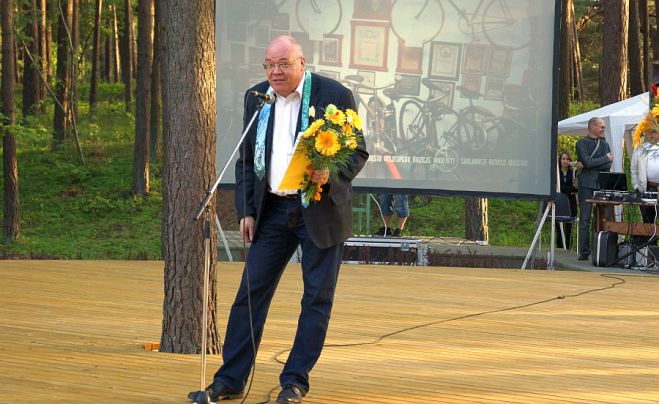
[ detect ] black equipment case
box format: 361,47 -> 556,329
592,231 -> 618,267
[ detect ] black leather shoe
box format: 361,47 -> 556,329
374,226 -> 391,236
188,381 -> 244,401
578,254 -> 589,261
276,385 -> 304,403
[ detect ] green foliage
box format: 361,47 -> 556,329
0,83 -> 162,259
569,99 -> 600,117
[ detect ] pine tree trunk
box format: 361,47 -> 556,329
46,12 -> 52,85
13,38 -> 20,84
70,0 -> 79,126
130,2 -> 137,80
653,0 -> 659,60
160,0 -> 219,354
640,0 -> 650,89
629,0 -> 643,95
22,0 -> 40,116
559,0 -> 573,120
601,0 -> 629,105
103,17 -> 111,82
570,0 -> 584,101
2,0 -> 19,243
89,0 -> 103,109
465,197 -> 488,243
132,0 -> 153,196
38,0 -> 47,110
53,0 -> 72,146
112,5 -> 121,83
120,0 -> 133,111
150,0 -> 161,161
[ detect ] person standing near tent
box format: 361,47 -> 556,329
576,117 -> 613,260
556,150 -> 580,249
631,127 -> 659,227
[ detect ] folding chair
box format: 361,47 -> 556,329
554,193 -> 577,250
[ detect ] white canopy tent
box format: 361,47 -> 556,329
557,92 -> 649,171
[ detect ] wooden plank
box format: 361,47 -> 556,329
0,261 -> 658,402
602,221 -> 658,236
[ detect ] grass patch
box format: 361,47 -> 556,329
1,83 -> 162,259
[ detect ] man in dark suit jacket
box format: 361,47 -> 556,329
204,36 -> 368,404
575,116 -> 612,260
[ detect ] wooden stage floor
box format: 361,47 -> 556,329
1,261 -> 658,403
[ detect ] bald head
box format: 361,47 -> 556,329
587,117 -> 605,138
264,36 -> 306,97
266,36 -> 304,59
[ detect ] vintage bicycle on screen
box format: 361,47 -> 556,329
341,74 -> 404,180
390,0 -> 534,49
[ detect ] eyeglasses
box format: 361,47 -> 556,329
262,58 -> 300,71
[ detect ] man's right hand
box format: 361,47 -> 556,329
239,216 -> 255,243
607,152 -> 613,161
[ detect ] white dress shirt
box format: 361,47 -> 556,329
268,77 -> 306,195
647,145 -> 659,183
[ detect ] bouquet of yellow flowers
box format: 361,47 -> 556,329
633,84 -> 659,147
298,104 -> 362,205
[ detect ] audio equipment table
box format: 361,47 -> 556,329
587,198 -> 659,237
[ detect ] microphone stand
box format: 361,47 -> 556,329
189,98 -> 267,404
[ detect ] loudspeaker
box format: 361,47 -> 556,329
617,243 -> 636,268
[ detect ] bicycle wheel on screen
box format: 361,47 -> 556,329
296,0 -> 342,35
481,0 -> 531,50
398,99 -> 428,154
390,0 -> 444,45
454,107 -> 496,152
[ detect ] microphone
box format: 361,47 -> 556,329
250,90 -> 276,104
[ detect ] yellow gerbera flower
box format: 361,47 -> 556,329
342,124 -> 353,136
345,109 -> 362,131
324,104 -> 346,125
347,134 -> 357,150
315,130 -> 340,156
303,119 -> 325,138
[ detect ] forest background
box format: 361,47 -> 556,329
0,0 -> 648,260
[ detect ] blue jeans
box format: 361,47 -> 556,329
214,195 -> 343,394
378,194 -> 409,218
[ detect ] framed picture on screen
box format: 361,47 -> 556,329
429,41 -> 461,80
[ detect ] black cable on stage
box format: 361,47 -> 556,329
254,273 -> 637,403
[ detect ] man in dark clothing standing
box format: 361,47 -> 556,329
197,36 -> 368,404
575,116 -> 613,260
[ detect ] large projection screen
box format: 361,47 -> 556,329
216,0 -> 558,198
